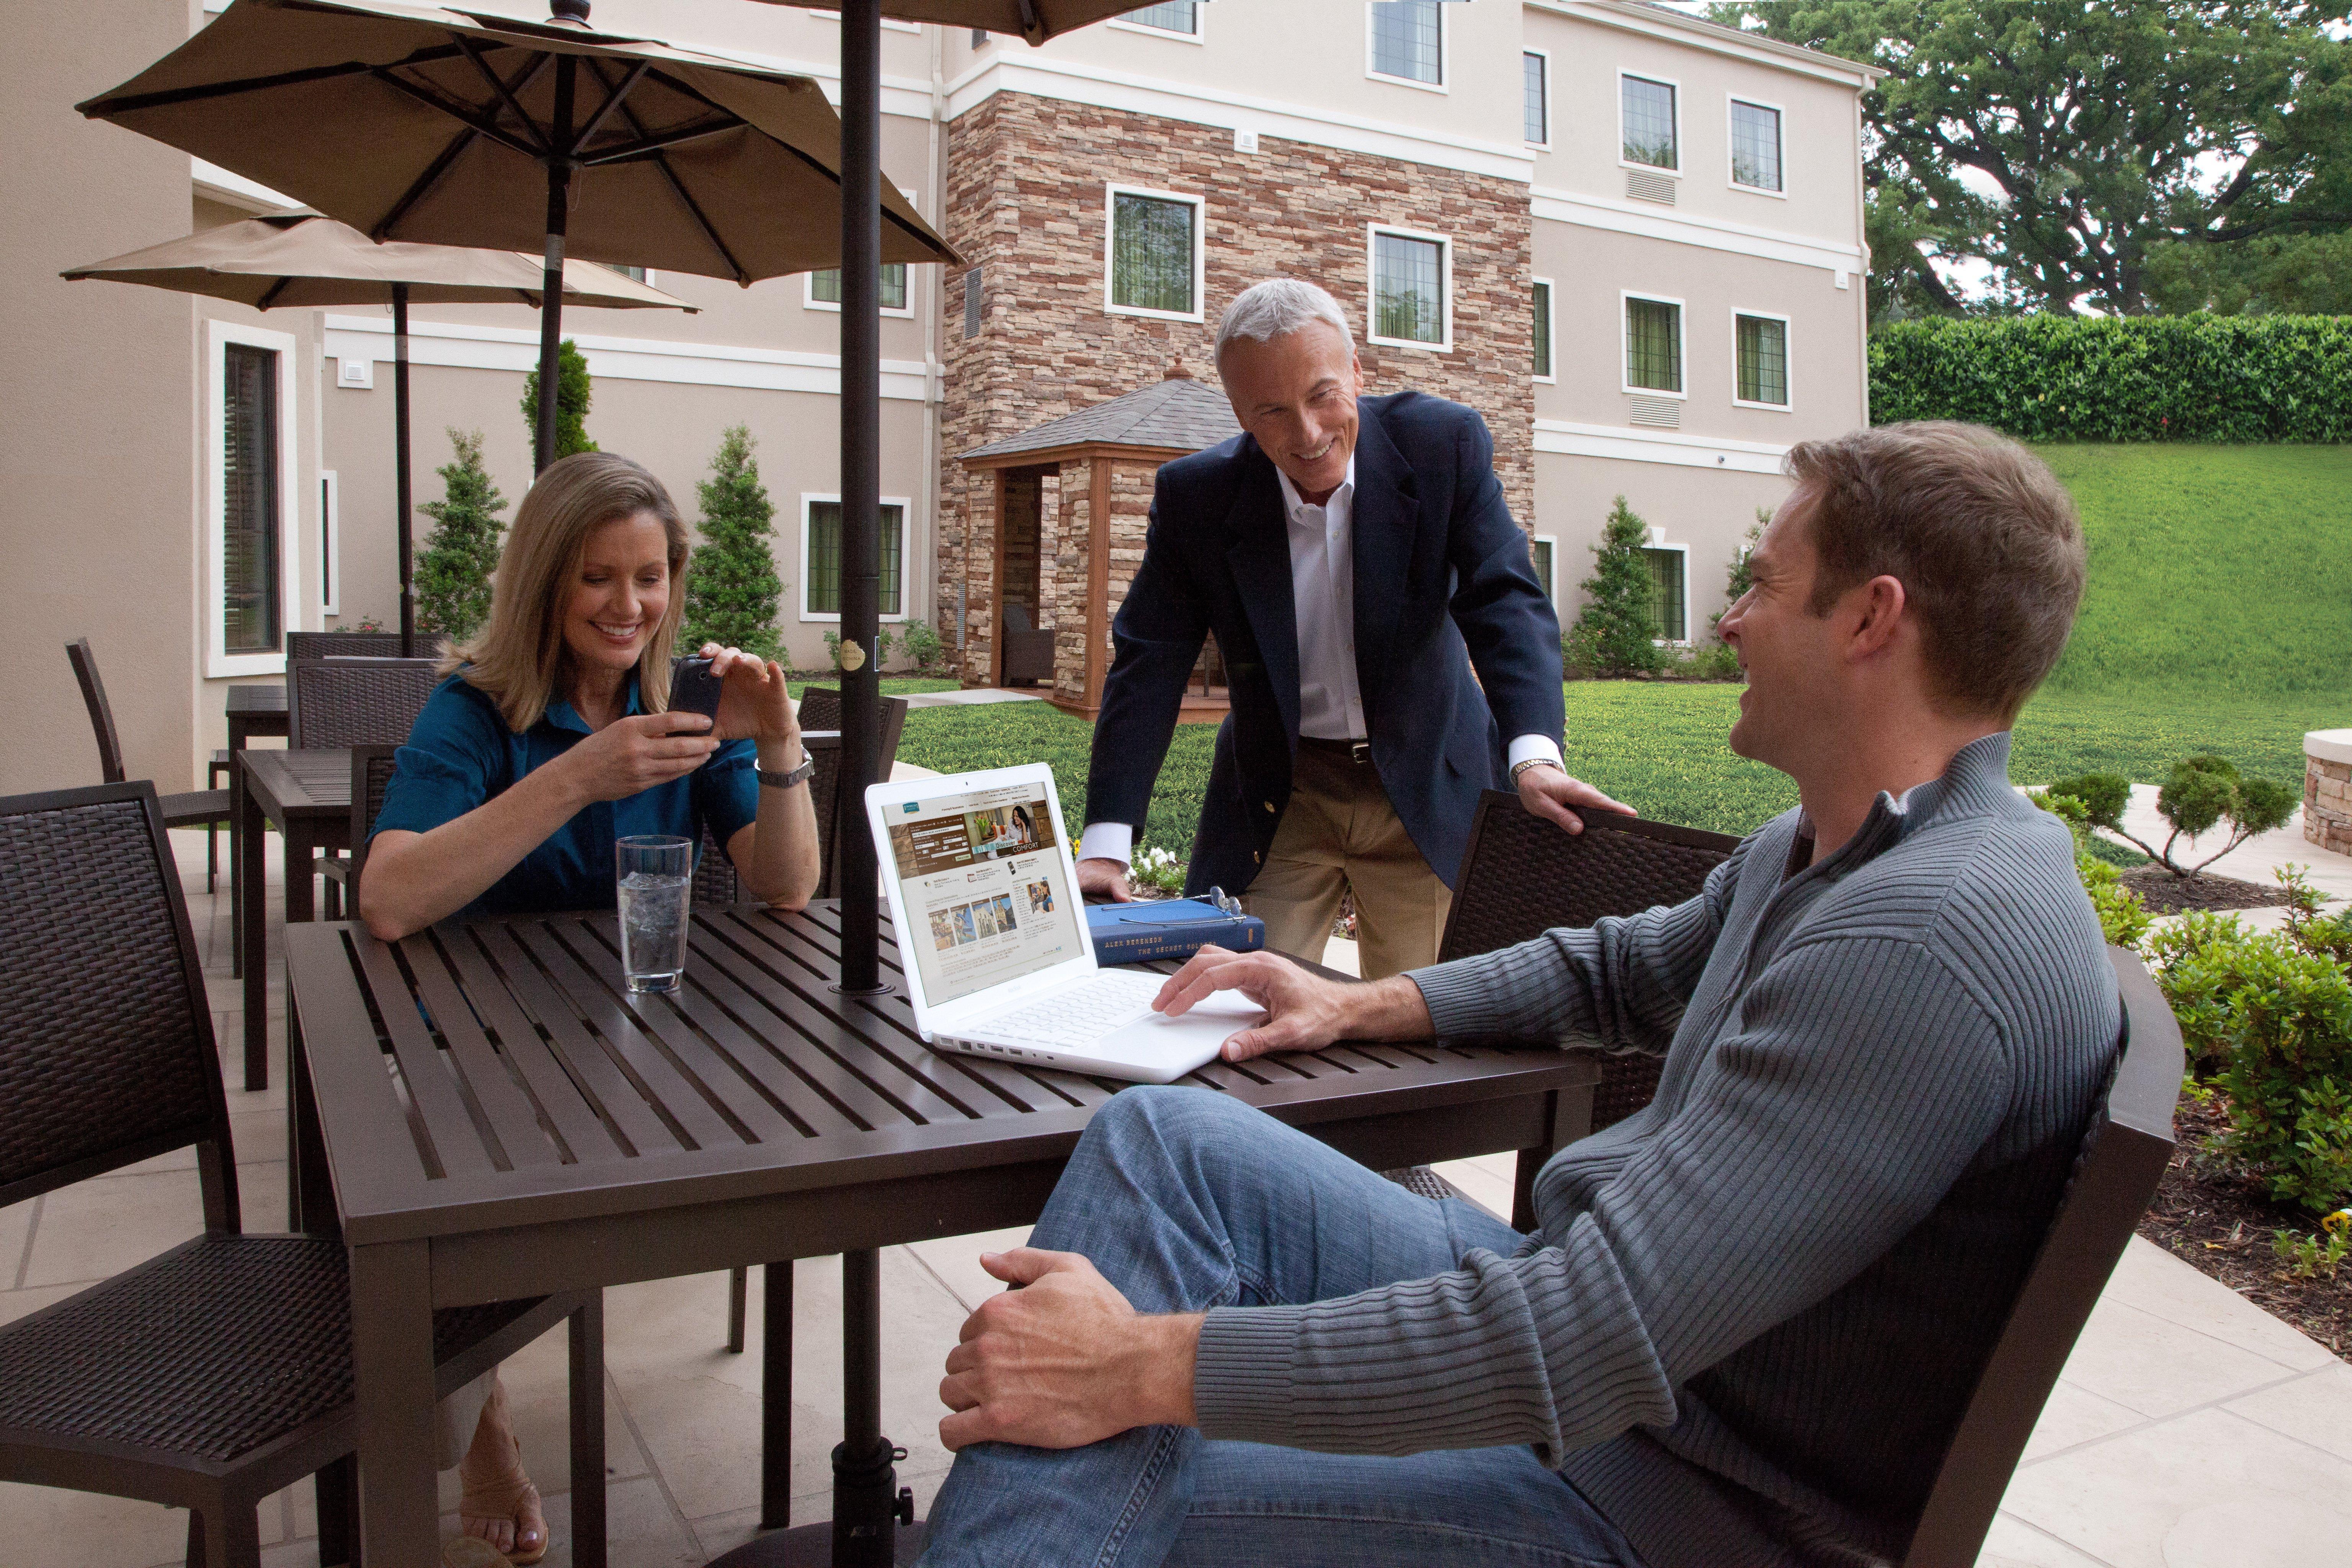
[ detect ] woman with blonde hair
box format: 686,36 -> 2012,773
360,451 -> 822,1561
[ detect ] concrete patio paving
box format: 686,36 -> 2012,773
2,819 -> 2347,1568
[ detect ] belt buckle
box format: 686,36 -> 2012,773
1349,741 -> 1370,766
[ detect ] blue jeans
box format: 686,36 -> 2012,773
918,1088 -> 1645,1568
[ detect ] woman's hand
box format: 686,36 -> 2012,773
559,711 -> 720,805
697,642 -> 800,749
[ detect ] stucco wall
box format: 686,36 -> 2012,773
1535,452 -> 1791,640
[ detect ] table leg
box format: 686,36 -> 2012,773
288,1003 -> 337,1239
761,1261 -> 794,1528
240,766 -> 269,1092
249,820 -> 319,1096
570,1292 -> 608,1568
227,717 -> 248,978
1513,1081 -> 1596,1232
348,1238 -> 440,1568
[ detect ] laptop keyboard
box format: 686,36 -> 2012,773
982,970 -> 1163,1047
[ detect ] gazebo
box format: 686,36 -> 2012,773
954,365 -> 1239,718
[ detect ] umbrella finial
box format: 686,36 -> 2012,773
549,0 -> 591,26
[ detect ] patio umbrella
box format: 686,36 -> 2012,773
62,211 -> 698,652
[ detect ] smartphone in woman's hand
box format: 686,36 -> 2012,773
670,657 -> 726,723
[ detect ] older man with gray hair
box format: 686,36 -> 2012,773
1075,278 -> 1621,978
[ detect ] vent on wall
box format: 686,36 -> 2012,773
1628,395 -> 1681,429
1625,170 -> 1677,205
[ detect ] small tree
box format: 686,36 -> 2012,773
2045,757 -> 2298,882
1564,495 -> 1666,677
521,339 -> 597,461
414,428 -> 508,644
682,426 -> 783,660
1709,509 -> 1767,637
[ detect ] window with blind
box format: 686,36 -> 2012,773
1121,2 -> 1197,33
1736,314 -> 1790,406
1524,52 -> 1548,144
1372,230 -> 1447,346
1621,74 -> 1677,169
601,262 -> 647,283
810,265 -> 909,311
222,343 -> 281,655
1532,537 -> 1556,602
1643,547 -> 1687,641
1730,99 -> 1784,192
1624,296 -> 1683,393
804,500 -> 906,620
1108,189 -> 1199,317
1532,280 -> 1553,379
1369,1 -> 1442,86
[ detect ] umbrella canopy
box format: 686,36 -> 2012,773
60,210 -> 701,311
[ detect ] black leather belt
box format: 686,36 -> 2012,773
1299,736 -> 1372,764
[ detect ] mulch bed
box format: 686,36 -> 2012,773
2118,867 -> 2291,915
2135,1088 -> 2349,1362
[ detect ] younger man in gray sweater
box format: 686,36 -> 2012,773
919,423 -> 2117,1568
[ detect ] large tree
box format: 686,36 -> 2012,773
1709,2 -> 2352,316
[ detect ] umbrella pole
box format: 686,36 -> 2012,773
534,56 -> 578,475
394,282 -> 415,657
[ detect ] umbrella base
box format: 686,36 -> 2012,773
704,1519 -> 925,1568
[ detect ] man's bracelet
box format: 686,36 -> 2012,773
1510,757 -> 1564,784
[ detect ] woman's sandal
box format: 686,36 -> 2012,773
457,1435 -> 549,1566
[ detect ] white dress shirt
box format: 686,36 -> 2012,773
1078,455 -> 1564,866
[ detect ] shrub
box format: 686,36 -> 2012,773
2032,790 -> 2153,950
414,428 -> 508,644
1869,314 -> 2352,443
683,426 -> 782,661
2043,756 -> 2295,880
1564,496 -> 1666,678
521,339 -> 597,460
1707,510 -> 1766,640
897,617 -> 950,676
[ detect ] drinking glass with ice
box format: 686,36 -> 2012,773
616,835 -> 693,994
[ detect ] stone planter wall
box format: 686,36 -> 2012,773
2305,730 -> 2352,857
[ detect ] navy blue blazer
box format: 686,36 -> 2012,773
1085,391 -> 1565,898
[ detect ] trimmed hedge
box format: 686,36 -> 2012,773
1870,315 -> 2352,442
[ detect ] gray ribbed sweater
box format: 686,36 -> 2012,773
1191,734 -> 2120,1568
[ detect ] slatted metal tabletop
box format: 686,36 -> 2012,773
237,746 -> 351,1091
285,900 -> 1597,1567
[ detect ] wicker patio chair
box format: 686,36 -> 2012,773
285,630 -> 409,661
1439,789 -> 1742,1132
287,657 -> 439,919
66,638 -> 233,893
0,781 -> 605,1568
316,744 -> 399,919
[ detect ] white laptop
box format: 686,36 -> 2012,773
865,763 -> 1266,1083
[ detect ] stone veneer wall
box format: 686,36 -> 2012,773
939,93 -> 1537,687
2308,750 -> 2352,857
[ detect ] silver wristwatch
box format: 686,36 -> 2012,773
758,754 -> 815,790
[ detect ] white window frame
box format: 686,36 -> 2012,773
1726,93 -> 1788,198
1522,48 -> 1552,149
804,266 -> 917,318
1730,307 -> 1795,411
1107,2 -> 1205,43
1643,535 -> 1694,648
1620,289 -> 1687,400
1365,0 -> 1448,95
207,317 -> 303,679
1532,532 -> 1560,607
1532,275 -> 1557,385
1366,222 -> 1454,353
799,492 -> 913,624
319,468 -> 340,617
1617,70 -> 1683,176
1103,183 -> 1207,323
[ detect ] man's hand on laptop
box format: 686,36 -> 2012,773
1152,946 -> 1433,1062
1076,857 -> 1133,902
937,1247 -> 1200,1451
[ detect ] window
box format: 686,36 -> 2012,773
802,498 -> 909,621
1369,227 -> 1449,349
1106,186 -> 1202,320
1624,295 -> 1684,395
1735,312 -> 1790,407
1532,535 -> 1557,602
1621,74 -> 1678,169
320,470 -> 339,617
1523,51 -> 1549,145
963,266 -> 983,338
1643,547 -> 1688,642
1117,2 -> 1197,35
809,264 -> 910,314
1532,278 -> 1554,381
1369,1 -> 1442,88
601,262 -> 647,283
1730,98 -> 1784,192
222,342 -> 283,657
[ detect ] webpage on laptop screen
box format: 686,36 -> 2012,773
884,782 -> 1079,1008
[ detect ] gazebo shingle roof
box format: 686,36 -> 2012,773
960,370 -> 1240,462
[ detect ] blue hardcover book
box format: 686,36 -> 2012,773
1087,896 -> 1266,965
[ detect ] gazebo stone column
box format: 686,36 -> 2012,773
2306,730 -> 2352,856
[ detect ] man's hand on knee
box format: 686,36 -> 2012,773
937,1247 -> 1200,1451
1153,947 -> 1435,1062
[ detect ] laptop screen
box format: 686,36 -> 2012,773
881,780 -> 1081,1008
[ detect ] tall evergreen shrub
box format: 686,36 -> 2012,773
683,425 -> 783,660
1564,496 -> 1666,677
521,339 -> 598,460
414,428 -> 508,644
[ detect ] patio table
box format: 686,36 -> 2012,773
225,682 -> 287,978
283,900 -> 1600,1567
237,744 -> 349,1091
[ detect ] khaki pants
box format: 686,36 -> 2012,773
1242,743 -> 1451,981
